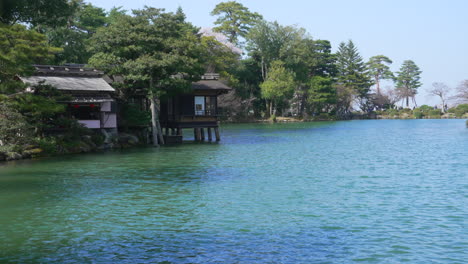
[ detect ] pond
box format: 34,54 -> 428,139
1,119 -> 467,263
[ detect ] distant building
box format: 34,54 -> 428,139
20,65 -> 117,132
160,73 -> 232,141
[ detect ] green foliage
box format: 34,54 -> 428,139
211,1 -> 262,45
413,108 -> 423,119
307,76 -> 336,114
0,99 -> 33,146
89,7 -> 205,98
34,137 -> 58,154
41,1 -> 109,64
395,60 -> 422,107
0,23 -> 60,94
448,104 -> 468,117
201,35 -> 240,77
120,103 -> 151,127
367,55 -> 394,103
247,21 -> 307,82
0,0 -> 73,27
260,60 -> 295,100
335,40 -> 373,114
428,109 -> 442,118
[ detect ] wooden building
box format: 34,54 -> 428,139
160,73 -> 232,142
20,65 -> 118,132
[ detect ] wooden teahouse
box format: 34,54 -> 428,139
20,65 -> 118,132
160,73 -> 232,142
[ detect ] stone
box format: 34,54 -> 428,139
118,133 -> 139,145
6,152 -> 22,161
22,148 -> 43,158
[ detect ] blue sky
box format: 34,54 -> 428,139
91,0 -> 468,106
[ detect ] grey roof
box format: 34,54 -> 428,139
33,65 -> 104,77
192,80 -> 232,91
20,76 -> 115,92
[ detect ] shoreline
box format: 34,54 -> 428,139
1,118 -> 467,163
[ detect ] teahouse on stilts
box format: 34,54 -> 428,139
160,73 -> 232,142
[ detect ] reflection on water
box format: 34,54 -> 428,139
0,120 -> 467,263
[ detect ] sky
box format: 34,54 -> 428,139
90,0 -> 468,106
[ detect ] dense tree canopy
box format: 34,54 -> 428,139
0,23 -> 60,93
0,0 -> 73,27
89,7 -> 206,145
211,1 -> 262,45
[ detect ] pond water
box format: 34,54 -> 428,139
0,119 -> 467,263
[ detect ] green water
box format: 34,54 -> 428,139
1,119 -> 467,263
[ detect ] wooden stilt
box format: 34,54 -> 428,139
207,127 -> 212,141
200,128 -> 205,141
193,128 -> 197,141
171,128 -> 176,135
177,128 -> 182,136
214,127 -> 220,141
165,127 -> 169,136
195,128 -> 202,141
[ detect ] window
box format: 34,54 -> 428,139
194,96 -> 217,116
205,96 -> 216,116
195,96 -> 205,115
70,104 -> 100,120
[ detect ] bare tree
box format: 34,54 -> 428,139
454,80 -> 468,103
428,82 -> 451,112
382,86 -> 400,108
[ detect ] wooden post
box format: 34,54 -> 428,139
165,127 -> 169,137
207,127 -> 212,141
177,128 -> 182,136
200,128 -> 205,141
171,128 -> 176,135
195,128 -> 202,141
193,128 -> 198,141
214,127 -> 220,141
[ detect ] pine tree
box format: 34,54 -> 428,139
335,40 -> 372,113
395,60 -> 422,107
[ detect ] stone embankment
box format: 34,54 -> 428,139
0,133 -> 141,162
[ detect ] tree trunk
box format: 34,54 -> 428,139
412,96 -> 417,108
149,77 -> 165,147
375,76 -> 381,96
406,96 -> 409,107
150,96 -> 160,147
270,101 -> 273,116
441,97 -> 446,113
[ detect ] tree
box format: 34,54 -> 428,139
295,39 -> 337,116
367,55 -> 394,96
247,21 -> 306,82
307,76 -> 336,114
0,23 -> 60,94
210,1 -> 262,45
41,1 -> 109,64
395,60 -> 422,107
260,60 -> 295,116
454,80 -> 468,103
428,82 -> 451,112
89,7 -> 205,146
335,40 -> 373,113
0,96 -> 32,146
0,0 -> 73,27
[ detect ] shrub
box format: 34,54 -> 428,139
413,109 -> 423,119
449,104 -> 468,118
120,103 -> 151,127
270,114 -> 277,123
34,137 -> 58,154
428,109 -> 442,118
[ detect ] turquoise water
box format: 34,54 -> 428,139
0,119 -> 467,263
